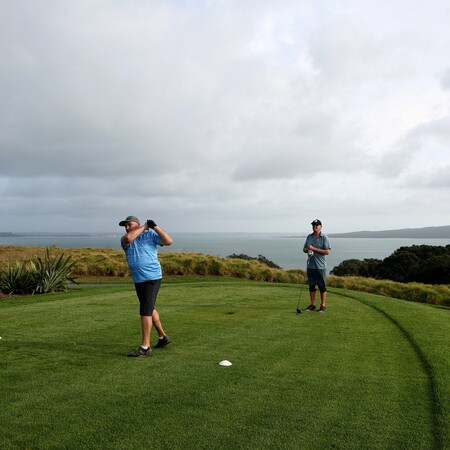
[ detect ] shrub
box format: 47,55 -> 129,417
331,258 -> 382,278
378,251 -> 421,282
29,248 -> 78,294
227,253 -> 282,269
0,248 -> 77,295
0,262 -> 36,295
333,245 -> 450,284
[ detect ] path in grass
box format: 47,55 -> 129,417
0,281 -> 447,449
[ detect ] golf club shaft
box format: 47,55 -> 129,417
296,253 -> 312,312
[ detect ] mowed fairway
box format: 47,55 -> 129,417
0,280 -> 448,449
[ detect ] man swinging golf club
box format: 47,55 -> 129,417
303,219 -> 331,313
119,215 -> 173,357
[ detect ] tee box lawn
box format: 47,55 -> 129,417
0,279 -> 448,449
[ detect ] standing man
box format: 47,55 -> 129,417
303,219 -> 331,313
119,215 -> 173,357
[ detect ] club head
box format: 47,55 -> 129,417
296,308 -> 302,315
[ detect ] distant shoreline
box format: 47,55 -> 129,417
327,225 -> 450,239
1,225 -> 450,239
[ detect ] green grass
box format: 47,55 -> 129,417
0,280 -> 448,449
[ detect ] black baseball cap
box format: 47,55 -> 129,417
311,219 -> 322,226
119,215 -> 140,226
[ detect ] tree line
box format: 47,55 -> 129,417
330,245 -> 450,284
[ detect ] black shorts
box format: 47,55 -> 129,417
307,269 -> 327,293
134,279 -> 162,316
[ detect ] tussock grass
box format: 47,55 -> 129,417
0,246 -> 304,283
328,275 -> 450,306
1,246 -> 448,305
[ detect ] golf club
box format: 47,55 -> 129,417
296,279 -> 305,314
296,251 -> 313,314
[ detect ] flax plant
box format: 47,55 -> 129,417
0,248 -> 77,295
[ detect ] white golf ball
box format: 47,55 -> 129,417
219,360 -> 232,366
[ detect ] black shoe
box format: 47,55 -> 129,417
305,304 -> 316,311
128,346 -> 153,357
154,335 -> 172,349
319,306 -> 327,313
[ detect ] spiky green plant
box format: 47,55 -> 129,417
0,262 -> 35,295
29,248 -> 78,294
0,248 -> 77,296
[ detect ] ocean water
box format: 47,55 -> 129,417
1,232 -> 450,273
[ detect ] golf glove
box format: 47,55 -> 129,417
147,219 -> 157,229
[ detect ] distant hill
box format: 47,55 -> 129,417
328,225 -> 450,239
0,232 -> 20,237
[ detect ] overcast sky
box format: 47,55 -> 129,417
1,0 -> 450,234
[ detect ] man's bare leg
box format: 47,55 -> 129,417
320,291 -> 327,308
140,315 -> 153,348
152,309 -> 166,338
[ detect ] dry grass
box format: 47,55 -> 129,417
2,246 -> 448,305
328,275 -> 450,306
0,246 -> 304,284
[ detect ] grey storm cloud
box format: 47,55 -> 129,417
1,0 -> 450,233
440,67 -> 450,90
374,117 -> 450,182
0,0 -> 372,181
